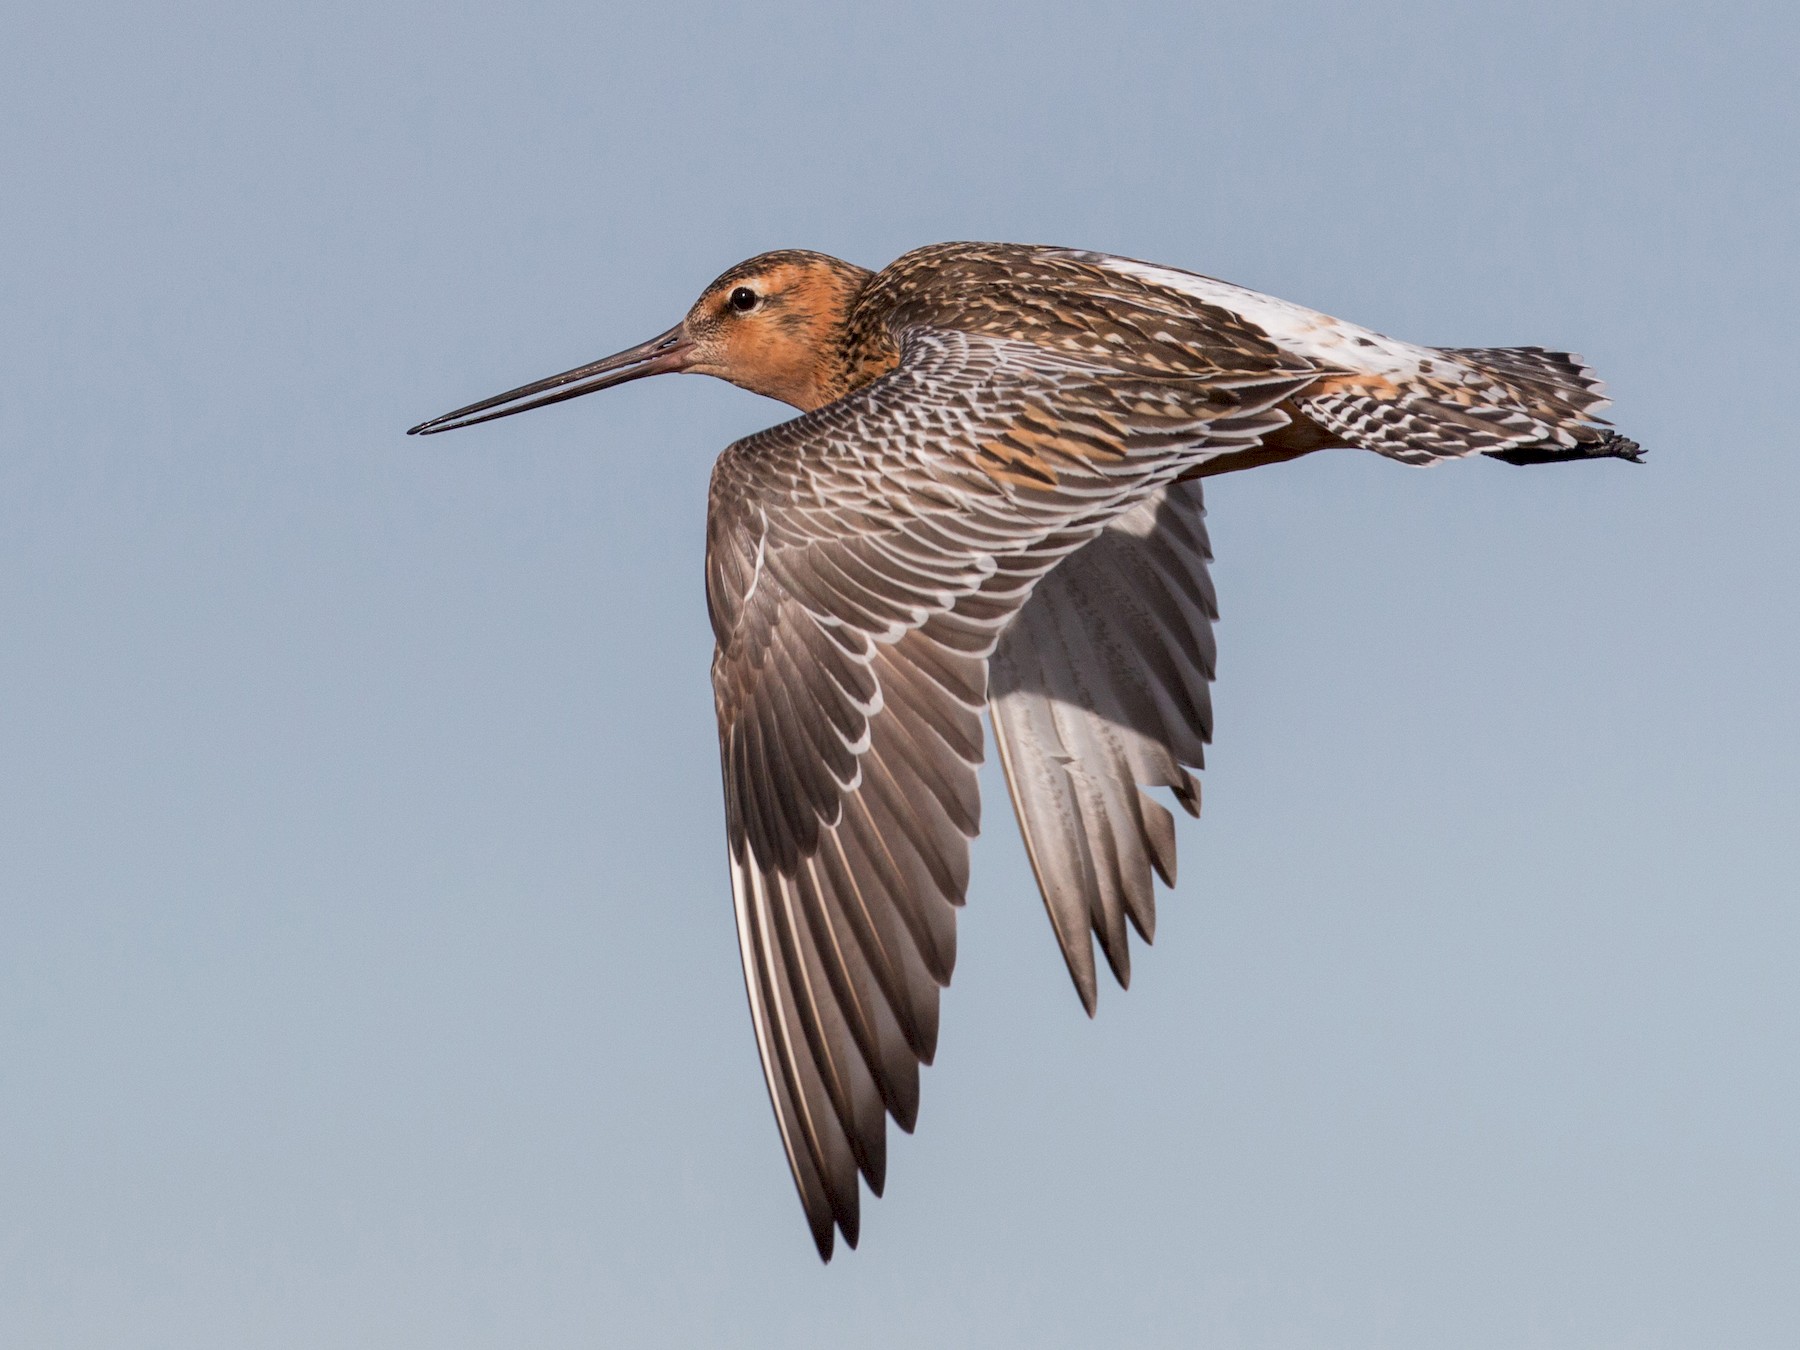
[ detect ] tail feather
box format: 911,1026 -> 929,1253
1295,344 -> 1637,466
1436,345 -> 1612,424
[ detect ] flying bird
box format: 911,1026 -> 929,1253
408,242 -> 1642,1259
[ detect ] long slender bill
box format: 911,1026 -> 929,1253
407,324 -> 693,435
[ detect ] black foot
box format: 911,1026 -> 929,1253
1486,432 -> 1645,467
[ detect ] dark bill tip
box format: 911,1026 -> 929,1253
407,324 -> 692,436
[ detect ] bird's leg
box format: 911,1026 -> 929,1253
1485,432 -> 1645,467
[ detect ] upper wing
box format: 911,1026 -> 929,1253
707,327 -> 1308,1258
1059,251 -> 1626,463
989,479 -> 1216,1013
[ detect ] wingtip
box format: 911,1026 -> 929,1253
1075,974 -> 1098,1018
1105,947 -> 1133,992
864,1151 -> 887,1199
1172,772 -> 1202,818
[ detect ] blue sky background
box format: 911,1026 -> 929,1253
3,3 -> 1796,1346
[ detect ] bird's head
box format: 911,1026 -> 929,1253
408,250 -> 873,435
681,251 -> 874,409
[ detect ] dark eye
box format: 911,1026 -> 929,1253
727,286 -> 759,313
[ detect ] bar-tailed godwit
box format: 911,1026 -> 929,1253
409,242 -> 1642,1259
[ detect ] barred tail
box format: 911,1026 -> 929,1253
1436,345 -> 1610,420
1295,344 -> 1640,466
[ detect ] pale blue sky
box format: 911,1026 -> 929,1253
3,3 -> 1796,1346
